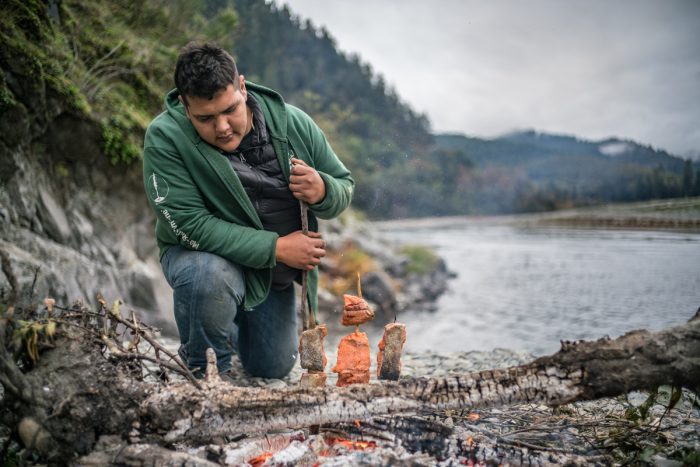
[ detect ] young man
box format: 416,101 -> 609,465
143,43 -> 354,379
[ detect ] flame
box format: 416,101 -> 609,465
354,419 -> 361,429
248,452 -> 273,466
466,436 -> 474,446
467,412 -> 480,421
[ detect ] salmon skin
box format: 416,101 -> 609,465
299,324 -> 328,372
332,330 -> 371,386
342,294 -> 375,326
377,323 -> 406,381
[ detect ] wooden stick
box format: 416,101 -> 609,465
299,200 -> 314,330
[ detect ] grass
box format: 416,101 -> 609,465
400,244 -> 439,275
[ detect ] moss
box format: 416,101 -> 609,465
0,69 -> 17,111
681,449 -> 700,466
400,244 -> 439,275
101,115 -> 141,165
56,161 -> 70,178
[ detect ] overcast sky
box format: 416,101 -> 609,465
283,0 -> 700,157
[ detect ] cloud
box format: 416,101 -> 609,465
284,0 -> 700,155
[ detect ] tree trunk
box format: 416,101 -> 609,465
2,309 -> 699,458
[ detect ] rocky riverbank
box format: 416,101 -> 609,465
524,197 -> 700,232
318,210 -> 453,322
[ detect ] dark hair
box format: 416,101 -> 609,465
174,42 -> 239,105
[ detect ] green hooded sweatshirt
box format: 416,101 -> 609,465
142,82 -> 354,312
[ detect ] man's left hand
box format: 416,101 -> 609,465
289,157 -> 326,205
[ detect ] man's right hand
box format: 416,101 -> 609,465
275,230 -> 326,270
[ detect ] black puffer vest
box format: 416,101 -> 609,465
225,94 -> 301,289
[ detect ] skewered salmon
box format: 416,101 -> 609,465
331,330 -> 371,386
377,323 -> 406,381
299,324 -> 328,372
341,294 -> 375,326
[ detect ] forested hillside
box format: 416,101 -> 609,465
437,131 -> 700,214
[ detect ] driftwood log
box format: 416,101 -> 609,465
1,306 -> 698,462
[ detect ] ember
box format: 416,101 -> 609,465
248,452 -> 273,466
325,436 -> 377,451
467,412 -> 480,421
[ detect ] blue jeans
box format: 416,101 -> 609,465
160,246 -> 299,379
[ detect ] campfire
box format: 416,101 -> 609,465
233,418 -> 473,466
228,409 -> 596,466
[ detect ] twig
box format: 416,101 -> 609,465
95,301 -> 201,390
101,335 -> 199,387
28,266 -> 40,304
46,389 -> 100,421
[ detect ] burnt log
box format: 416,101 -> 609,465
143,311 -> 700,443
1,308 -> 699,459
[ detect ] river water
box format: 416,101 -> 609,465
379,219 -> 700,356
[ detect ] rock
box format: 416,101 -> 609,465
318,213 -> 453,322
262,379 -> 287,390
0,112 -> 172,330
0,100 -> 29,148
653,456 -> 683,467
127,262 -> 159,310
300,371 -> 327,387
18,417 -> 55,456
361,270 -> 398,320
0,140 -> 19,185
37,186 -> 71,244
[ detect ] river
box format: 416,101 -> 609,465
379,218 -> 700,356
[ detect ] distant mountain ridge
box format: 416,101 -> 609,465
438,129 -> 686,173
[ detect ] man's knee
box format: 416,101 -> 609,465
164,248 -> 245,303
196,252 -> 245,303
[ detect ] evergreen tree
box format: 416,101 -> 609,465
682,159 -> 693,196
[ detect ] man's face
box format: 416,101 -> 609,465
181,76 -> 249,152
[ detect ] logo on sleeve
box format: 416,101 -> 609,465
148,173 -> 169,204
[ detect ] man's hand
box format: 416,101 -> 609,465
290,158 -> 326,205
276,230 -> 326,270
